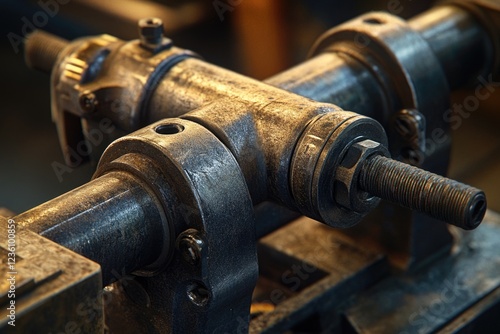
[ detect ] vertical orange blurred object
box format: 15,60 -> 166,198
233,0 -> 290,79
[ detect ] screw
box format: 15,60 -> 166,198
359,155 -> 487,230
187,281 -> 210,307
138,18 -> 164,50
79,92 -> 97,113
177,230 -> 203,265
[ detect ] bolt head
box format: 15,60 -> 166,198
177,231 -> 203,265
79,92 -> 97,113
138,18 -> 164,45
187,282 -> 210,307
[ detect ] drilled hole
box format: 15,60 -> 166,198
155,123 -> 184,135
364,18 -> 384,25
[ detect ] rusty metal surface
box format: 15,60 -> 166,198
439,286 -> 500,333
24,0 -> 496,271
0,218 -> 102,333
15,171 -> 167,285
96,118 -> 258,332
343,211 -> 500,334
8,1 -> 500,332
250,216 -> 390,333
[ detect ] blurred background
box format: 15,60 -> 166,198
1,0 -> 499,214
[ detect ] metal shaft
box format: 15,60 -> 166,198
409,6 -> 490,88
268,5 -> 491,109
359,155 -> 487,230
15,171 -> 165,285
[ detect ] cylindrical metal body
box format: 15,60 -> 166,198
409,6 -> 491,88
269,5 -> 491,106
267,52 -> 385,119
16,171 -> 165,285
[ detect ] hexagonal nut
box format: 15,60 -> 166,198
334,139 -> 388,213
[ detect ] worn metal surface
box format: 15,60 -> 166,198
23,1 -> 500,269
409,5 -> 491,87
343,211 -> 500,334
15,171 -> 167,285
360,155 -> 486,230
442,0 -> 500,80
24,30 -> 198,166
14,1 -> 500,333
0,217 -> 102,333
439,285 -> 500,333
95,118 -> 258,332
310,11 -> 451,151
250,216 -> 390,333
251,212 -> 500,334
13,117 -> 259,332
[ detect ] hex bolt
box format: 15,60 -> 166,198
177,230 -> 204,265
138,18 -> 164,50
359,155 -> 487,230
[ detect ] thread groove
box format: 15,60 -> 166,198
359,155 -> 486,229
25,30 -> 69,74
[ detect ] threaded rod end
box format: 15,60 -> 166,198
25,30 -> 69,74
359,155 -> 486,230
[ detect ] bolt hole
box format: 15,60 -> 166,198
364,18 -> 384,25
155,123 -> 184,135
187,282 -> 210,307
144,18 -> 161,26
